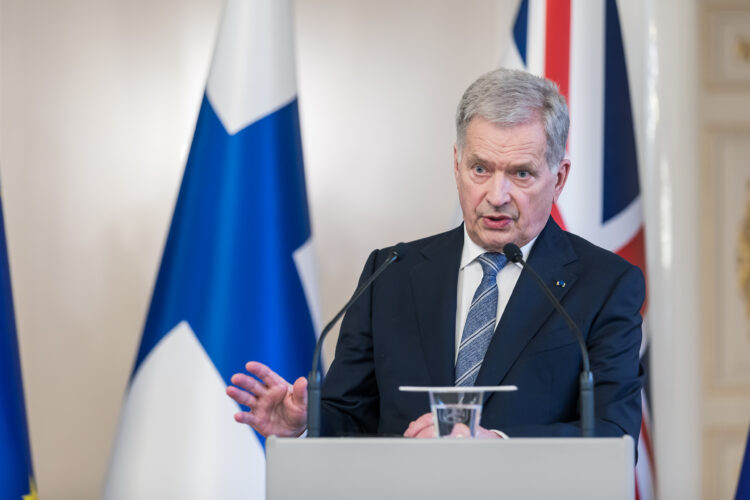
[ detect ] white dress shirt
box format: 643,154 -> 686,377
455,227 -> 537,361
455,228 -> 536,438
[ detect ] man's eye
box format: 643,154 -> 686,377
517,170 -> 530,179
473,165 -> 487,174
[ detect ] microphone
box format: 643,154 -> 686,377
503,242 -> 595,438
307,243 -> 407,438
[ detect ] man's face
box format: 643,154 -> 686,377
454,117 -> 570,252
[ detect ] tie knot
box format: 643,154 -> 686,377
477,252 -> 507,277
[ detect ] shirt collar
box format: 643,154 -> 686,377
460,225 -> 538,270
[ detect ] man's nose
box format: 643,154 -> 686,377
485,174 -> 512,207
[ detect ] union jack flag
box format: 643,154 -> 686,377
504,1 -> 655,498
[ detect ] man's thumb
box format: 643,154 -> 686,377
291,376 -> 308,407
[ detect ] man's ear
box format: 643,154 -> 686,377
552,159 -> 571,203
453,144 -> 460,180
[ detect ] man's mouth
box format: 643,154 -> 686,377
482,214 -> 513,229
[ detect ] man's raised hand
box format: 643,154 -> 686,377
226,361 -> 308,437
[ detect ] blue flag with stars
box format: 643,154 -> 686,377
104,1 -> 317,498
737,426 -> 750,500
0,191 -> 37,499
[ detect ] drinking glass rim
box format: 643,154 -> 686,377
399,385 -> 517,393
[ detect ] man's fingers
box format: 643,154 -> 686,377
410,413 -> 437,438
448,423 -> 471,438
230,373 -> 268,396
226,385 -> 257,408
404,412 -> 435,438
403,420 -> 419,437
415,412 -> 434,425
475,425 -> 501,439
414,425 -> 436,438
246,361 -> 288,387
234,411 -> 259,427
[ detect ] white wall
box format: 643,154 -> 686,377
294,0 -> 514,357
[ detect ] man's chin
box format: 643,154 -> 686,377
472,228 -> 514,251
477,237 -> 513,253
486,244 -> 510,253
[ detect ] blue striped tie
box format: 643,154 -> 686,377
455,252 -> 508,386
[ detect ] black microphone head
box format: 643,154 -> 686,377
390,242 -> 408,262
503,243 -> 523,263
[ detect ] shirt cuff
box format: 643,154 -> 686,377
491,429 -> 509,439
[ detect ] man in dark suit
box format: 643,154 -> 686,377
226,68 -> 644,442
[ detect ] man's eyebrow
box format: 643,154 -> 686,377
466,153 -> 490,164
508,161 -> 535,169
464,154 -> 538,169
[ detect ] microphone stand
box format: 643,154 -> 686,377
503,243 -> 595,438
307,248 -> 402,438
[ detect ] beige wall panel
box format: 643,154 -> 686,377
701,2 -> 750,499
706,7 -> 750,88
706,131 -> 750,388
703,394 -> 750,427
704,425 -> 749,500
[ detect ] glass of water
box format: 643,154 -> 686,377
400,385 -> 518,438
428,388 -> 483,438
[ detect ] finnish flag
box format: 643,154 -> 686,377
104,0 -> 318,497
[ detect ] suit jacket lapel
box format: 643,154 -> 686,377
410,226 -> 463,387
475,218 -> 578,389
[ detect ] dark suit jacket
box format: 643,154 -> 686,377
321,217 -> 644,441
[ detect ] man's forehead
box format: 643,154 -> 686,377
463,121 -> 546,154
467,115 -> 545,133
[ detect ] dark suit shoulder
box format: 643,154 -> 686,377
538,218 -> 640,275
564,230 -> 641,273
374,225 -> 463,266
532,218 -> 645,302
557,228 -> 646,313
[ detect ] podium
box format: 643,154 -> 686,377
266,436 -> 635,499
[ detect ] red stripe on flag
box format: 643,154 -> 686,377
615,226 -> 649,314
545,0 -> 571,235
636,413 -> 657,499
551,203 -> 566,230
616,226 -> 647,273
544,0 -> 571,100
640,416 -> 656,479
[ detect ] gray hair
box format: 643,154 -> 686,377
455,68 -> 569,170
